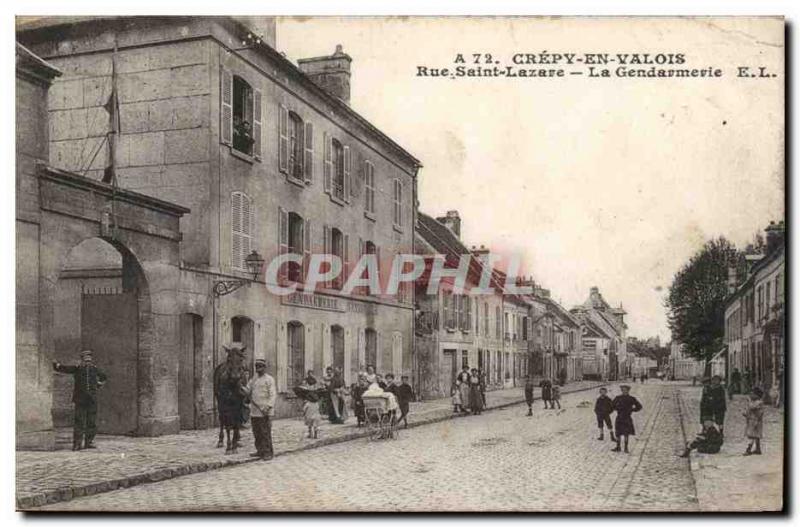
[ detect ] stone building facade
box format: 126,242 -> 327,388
724,221 -> 785,399
18,16 -> 421,432
571,287 -> 627,381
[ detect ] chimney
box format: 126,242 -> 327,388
297,44 -> 352,103
765,220 -> 785,255
436,210 -> 461,239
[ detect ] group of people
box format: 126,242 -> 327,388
528,377 -> 561,412
680,374 -> 766,458
451,366 -> 487,415
294,365 -> 416,439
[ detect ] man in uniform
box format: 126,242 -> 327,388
243,359 -> 276,460
53,350 -> 107,450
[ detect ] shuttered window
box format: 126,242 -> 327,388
231,192 -> 252,270
252,88 -> 262,159
364,161 -> 375,214
304,121 -> 314,184
278,105 -> 289,172
220,68 -> 233,145
393,178 -> 402,227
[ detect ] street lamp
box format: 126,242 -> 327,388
212,250 -> 265,297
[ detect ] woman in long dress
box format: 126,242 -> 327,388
457,367 -> 472,414
469,368 -> 483,415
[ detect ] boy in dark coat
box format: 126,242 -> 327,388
679,420 -> 723,457
700,375 -> 727,437
612,385 -> 642,453
594,387 -> 616,441
395,375 -> 415,429
524,376 -> 535,416
539,378 -> 553,409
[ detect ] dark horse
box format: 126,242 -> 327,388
213,344 -> 247,454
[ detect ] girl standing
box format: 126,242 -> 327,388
743,387 -> 765,456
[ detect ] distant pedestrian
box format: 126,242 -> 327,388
469,368 -> 483,415
594,387 -> 615,441
243,359 -> 276,460
524,376 -> 535,416
700,375 -> 727,438
641,373 -> 647,384
743,368 -> 753,394
679,420 -> 723,457
365,365 -> 377,385
551,384 -> 561,409
540,378 -> 553,409
612,385 -> 642,453
351,375 -> 368,427
478,368 -> 487,407
457,366 -> 472,414
452,380 -> 463,413
396,375 -> 415,428
730,368 -> 742,397
692,375 -> 697,387
52,350 -> 107,451
632,374 -> 637,383
743,387 -> 765,456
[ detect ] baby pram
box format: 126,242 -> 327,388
362,394 -> 399,440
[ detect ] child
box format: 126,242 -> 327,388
539,378 -> 553,409
303,398 -> 321,439
612,385 -> 642,453
396,375 -> 415,429
551,384 -> 562,410
743,387 -> 765,456
524,376 -> 535,416
679,420 -> 722,457
594,387 -> 616,441
452,380 -> 463,413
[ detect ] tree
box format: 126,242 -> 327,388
666,237 -> 738,364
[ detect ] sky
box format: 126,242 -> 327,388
276,17 -> 784,342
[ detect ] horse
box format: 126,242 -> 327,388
213,344 -> 247,454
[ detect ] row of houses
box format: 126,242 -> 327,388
723,221 -> 785,399
15,16 -> 629,450
413,210 -> 629,399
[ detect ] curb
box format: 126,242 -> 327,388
18,381 -> 606,510
674,387 -> 703,484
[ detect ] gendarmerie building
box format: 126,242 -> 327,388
17,16 -> 421,446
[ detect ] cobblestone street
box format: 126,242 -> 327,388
36,382 -> 713,512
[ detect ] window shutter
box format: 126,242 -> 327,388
242,194 -> 252,262
358,238 -> 365,295
323,225 -> 330,289
343,145 -> 351,202
231,192 -> 242,269
303,121 -> 314,184
303,218 -> 311,284
220,67 -> 233,146
343,233 -> 350,291
278,207 -> 288,282
442,293 -> 450,329
323,132 -> 332,193
253,88 -> 263,159
464,296 -> 471,331
375,245 -> 382,295
278,104 -> 288,173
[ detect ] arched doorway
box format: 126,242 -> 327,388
52,237 -> 149,439
231,316 -> 255,377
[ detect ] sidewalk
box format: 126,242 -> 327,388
17,380 -> 605,509
677,386 -> 784,511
